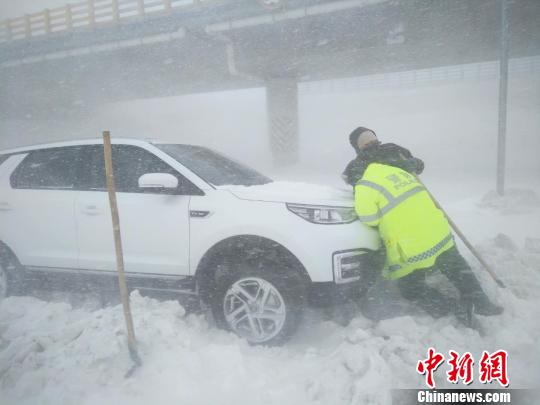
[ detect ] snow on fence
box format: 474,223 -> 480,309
0,0 -> 207,43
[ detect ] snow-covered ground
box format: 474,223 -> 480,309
1,187 -> 539,405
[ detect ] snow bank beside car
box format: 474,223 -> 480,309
1,191 -> 540,405
1,234 -> 539,405
479,188 -> 540,215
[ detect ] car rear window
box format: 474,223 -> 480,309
10,147 -> 83,190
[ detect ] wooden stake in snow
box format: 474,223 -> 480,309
102,131 -> 142,375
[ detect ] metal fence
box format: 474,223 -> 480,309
300,56 -> 540,94
0,0 -> 207,43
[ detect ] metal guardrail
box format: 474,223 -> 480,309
299,56 -> 540,94
0,0 -> 208,43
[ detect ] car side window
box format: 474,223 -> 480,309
10,147 -> 83,190
81,144 -> 198,194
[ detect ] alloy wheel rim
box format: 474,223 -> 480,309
223,277 -> 286,343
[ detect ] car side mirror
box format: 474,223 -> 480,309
138,173 -> 178,191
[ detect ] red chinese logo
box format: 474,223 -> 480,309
416,347 -> 445,389
416,349 -> 509,388
447,350 -> 474,385
479,350 -> 509,387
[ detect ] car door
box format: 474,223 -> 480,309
75,144 -> 193,276
1,147 -> 82,269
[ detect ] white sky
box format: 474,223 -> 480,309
0,0 -> 74,19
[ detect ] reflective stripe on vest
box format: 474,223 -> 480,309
406,233 -> 454,263
356,180 -> 425,222
386,233 -> 454,273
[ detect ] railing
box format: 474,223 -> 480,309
299,56 -> 540,94
0,0 -> 207,43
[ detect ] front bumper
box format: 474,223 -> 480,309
309,248 -> 384,306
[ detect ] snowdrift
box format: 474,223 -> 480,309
1,193 -> 539,405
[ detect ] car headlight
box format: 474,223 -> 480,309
286,203 -> 357,224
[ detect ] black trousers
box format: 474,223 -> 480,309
397,246 -> 488,318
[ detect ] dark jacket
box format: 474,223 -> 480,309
342,142 -> 424,186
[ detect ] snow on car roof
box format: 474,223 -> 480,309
0,137 -> 160,155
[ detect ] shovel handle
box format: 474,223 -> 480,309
414,175 -> 506,289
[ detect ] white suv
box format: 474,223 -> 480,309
0,138 -> 381,345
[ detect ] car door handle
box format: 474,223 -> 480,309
0,202 -> 12,211
190,210 -> 211,218
82,205 -> 103,216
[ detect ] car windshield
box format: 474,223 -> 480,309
156,144 -> 273,187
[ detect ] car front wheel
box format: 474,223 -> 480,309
212,264 -> 306,345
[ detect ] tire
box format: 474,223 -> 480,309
211,260 -> 306,346
0,259 -> 7,300
0,244 -> 24,299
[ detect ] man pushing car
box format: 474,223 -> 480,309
343,127 -> 503,327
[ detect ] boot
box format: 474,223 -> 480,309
454,299 -> 474,328
454,300 -> 486,336
473,296 -> 504,316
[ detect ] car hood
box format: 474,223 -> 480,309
217,181 -> 354,207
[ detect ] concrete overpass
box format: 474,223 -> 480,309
1,0 -> 539,163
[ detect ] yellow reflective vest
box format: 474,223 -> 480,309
354,163 -> 454,280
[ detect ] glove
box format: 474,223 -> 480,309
413,158 -> 424,175
402,158 -> 424,175
342,158 -> 367,186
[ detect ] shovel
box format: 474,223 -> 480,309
414,175 -> 506,289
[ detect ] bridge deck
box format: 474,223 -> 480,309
0,0 -> 539,116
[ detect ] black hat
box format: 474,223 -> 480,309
349,127 -> 377,153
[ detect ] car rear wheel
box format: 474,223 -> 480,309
212,263 -> 306,345
0,245 -> 24,299
0,261 -> 7,299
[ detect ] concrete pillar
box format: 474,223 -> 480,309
266,78 -> 299,165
